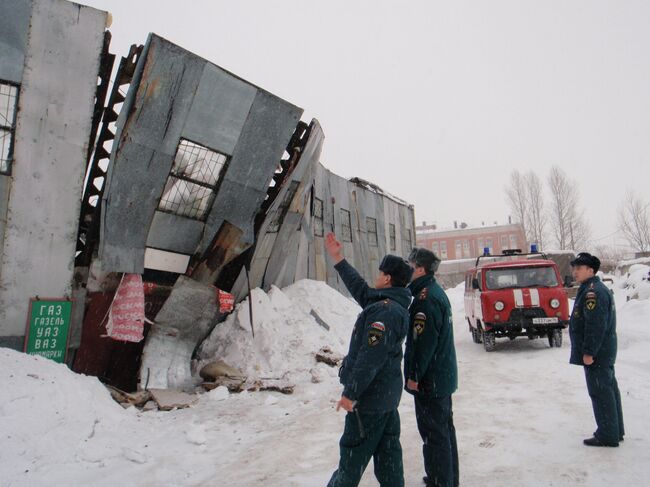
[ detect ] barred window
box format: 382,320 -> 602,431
340,209 -> 352,242
313,197 -> 324,237
0,82 -> 19,175
366,217 -> 378,247
158,139 -> 228,220
389,223 -> 396,250
268,180 -> 300,233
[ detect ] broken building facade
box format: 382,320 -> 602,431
0,0 -> 416,391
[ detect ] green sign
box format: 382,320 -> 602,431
24,299 -> 72,363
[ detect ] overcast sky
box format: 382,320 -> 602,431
82,0 -> 650,250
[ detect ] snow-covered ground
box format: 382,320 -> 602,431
2,275 -> 649,487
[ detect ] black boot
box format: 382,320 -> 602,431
583,436 -> 619,447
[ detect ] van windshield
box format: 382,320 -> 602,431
485,266 -> 558,289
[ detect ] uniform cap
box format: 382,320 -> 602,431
570,252 -> 600,273
379,254 -> 413,287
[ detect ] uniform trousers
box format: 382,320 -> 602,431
327,409 -> 403,487
584,365 -> 624,444
414,394 -> 459,487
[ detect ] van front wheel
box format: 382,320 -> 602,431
483,331 -> 496,352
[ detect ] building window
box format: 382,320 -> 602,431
455,240 -> 462,259
501,234 -> 509,250
462,239 -> 470,258
366,217 -> 378,247
486,238 -> 493,253
158,139 -> 228,220
313,197 -> 324,237
267,180 -> 300,232
340,209 -> 352,242
510,234 -> 518,249
440,241 -> 448,259
389,223 -> 396,250
432,242 -> 439,255
0,82 -> 19,175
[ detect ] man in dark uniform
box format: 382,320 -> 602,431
405,248 -> 459,487
324,232 -> 412,487
569,252 -> 625,447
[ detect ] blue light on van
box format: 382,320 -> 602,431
483,247 -> 490,256
531,244 -> 538,253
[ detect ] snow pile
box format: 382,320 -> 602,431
0,348 -> 134,474
616,263 -> 650,301
197,279 -> 361,381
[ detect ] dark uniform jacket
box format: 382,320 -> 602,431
569,276 -> 617,367
334,259 -> 410,413
404,274 -> 458,398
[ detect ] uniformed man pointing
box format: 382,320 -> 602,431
569,252 -> 625,447
325,232 -> 412,487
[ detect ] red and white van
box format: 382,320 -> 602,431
464,249 -> 570,351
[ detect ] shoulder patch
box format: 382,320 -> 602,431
368,328 -> 384,347
370,322 -> 385,332
586,298 -> 597,310
413,312 -> 426,335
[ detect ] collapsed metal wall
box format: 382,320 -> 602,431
0,0 -> 107,349
231,121 -> 416,298
99,34 -> 303,278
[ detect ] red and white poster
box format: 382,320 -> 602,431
217,289 -> 235,314
106,273 -> 145,343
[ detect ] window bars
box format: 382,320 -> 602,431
313,197 -> 324,237
367,217 -> 378,247
267,180 -> 300,233
340,209 -> 353,242
389,223 -> 396,250
158,139 -> 228,220
0,82 -> 19,175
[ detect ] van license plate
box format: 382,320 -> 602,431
532,317 -> 558,324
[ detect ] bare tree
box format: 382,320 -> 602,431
618,191 -> 650,252
547,166 -> 590,250
525,171 -> 546,249
505,170 -> 528,239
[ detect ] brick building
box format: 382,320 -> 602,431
416,222 -> 527,260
